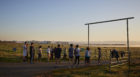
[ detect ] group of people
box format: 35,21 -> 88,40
23,42 -> 123,64
23,42 -> 92,64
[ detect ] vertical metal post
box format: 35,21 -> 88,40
88,24 -> 90,47
109,50 -> 111,72
126,19 -> 130,74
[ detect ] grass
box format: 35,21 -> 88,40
0,42 -> 140,77
37,59 -> 140,77
0,42 -> 140,62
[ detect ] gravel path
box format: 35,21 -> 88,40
0,60 -> 126,77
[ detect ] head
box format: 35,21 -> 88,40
86,47 -> 90,50
70,44 -> 73,47
76,45 -> 79,48
58,44 -> 60,47
48,46 -> 50,48
113,49 -> 116,51
39,46 -> 42,48
25,42 -> 27,45
31,42 -> 34,46
98,47 -> 101,50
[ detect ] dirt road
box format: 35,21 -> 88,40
0,60 -> 126,77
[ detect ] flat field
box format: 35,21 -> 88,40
0,42 -> 139,77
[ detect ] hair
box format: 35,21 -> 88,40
76,45 -> 79,48
98,47 -> 101,50
48,46 -> 50,48
70,44 -> 73,47
25,42 -> 27,44
31,42 -> 34,45
86,47 -> 90,50
39,46 -> 42,48
58,44 -> 60,47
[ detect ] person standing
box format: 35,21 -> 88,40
47,46 -> 51,62
55,44 -> 62,64
98,47 -> 101,64
85,47 -> 91,64
30,43 -> 35,64
50,47 -> 54,60
74,45 -> 80,65
38,46 -> 42,62
63,47 -> 67,60
23,42 -> 28,62
68,44 -> 74,64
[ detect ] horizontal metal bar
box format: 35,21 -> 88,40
85,17 -> 134,25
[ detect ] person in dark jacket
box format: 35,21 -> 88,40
55,44 -> 62,64
30,43 -> 35,64
112,49 -> 119,62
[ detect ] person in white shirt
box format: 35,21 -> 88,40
85,47 -> 91,64
23,42 -> 28,62
47,46 -> 51,62
74,45 -> 80,65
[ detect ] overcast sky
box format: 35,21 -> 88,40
0,0 -> 140,42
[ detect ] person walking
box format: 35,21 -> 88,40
74,45 -> 80,65
85,47 -> 91,64
30,43 -> 35,64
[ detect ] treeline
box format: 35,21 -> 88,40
0,41 -> 16,43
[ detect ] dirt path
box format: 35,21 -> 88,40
0,60 -> 126,77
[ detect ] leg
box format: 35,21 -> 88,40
74,56 -> 77,64
85,57 -> 87,64
78,56 -> 80,64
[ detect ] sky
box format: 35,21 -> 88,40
0,0 -> 140,42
